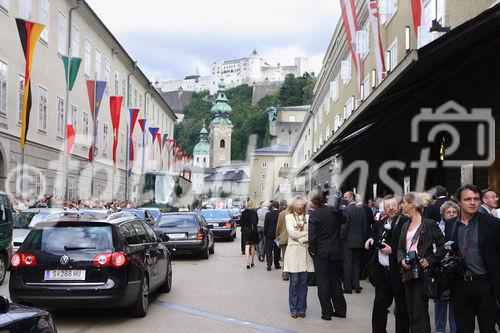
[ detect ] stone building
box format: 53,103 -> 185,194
248,105 -> 308,204
0,0 -> 176,201
157,50 -> 309,95
286,0 -> 500,200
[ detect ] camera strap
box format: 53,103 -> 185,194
409,220 -> 425,252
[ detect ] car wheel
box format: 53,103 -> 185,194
130,275 -> 149,317
209,242 -> 214,254
159,260 -> 172,293
0,254 -> 6,285
200,243 -> 209,259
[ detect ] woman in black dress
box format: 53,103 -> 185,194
240,201 -> 259,269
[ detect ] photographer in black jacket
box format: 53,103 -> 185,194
446,184 -> 500,333
308,190 -> 347,321
365,194 -> 410,333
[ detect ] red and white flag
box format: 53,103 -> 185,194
367,0 -> 386,82
410,0 -> 422,38
66,112 -> 75,156
340,0 -> 363,92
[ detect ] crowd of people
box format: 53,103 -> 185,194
240,184 -> 500,333
10,194 -> 138,213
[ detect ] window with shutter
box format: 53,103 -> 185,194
330,75 -> 340,101
356,30 -> 369,56
341,58 -> 352,84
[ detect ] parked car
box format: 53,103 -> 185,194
200,209 -> 236,241
12,208 -> 65,253
9,214 -> 172,317
0,192 -> 13,285
154,213 -> 214,259
229,208 -> 241,226
0,296 -> 57,332
122,209 -> 156,225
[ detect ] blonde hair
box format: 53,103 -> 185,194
289,197 -> 307,216
422,192 -> 434,208
403,192 -> 425,214
245,200 -> 256,210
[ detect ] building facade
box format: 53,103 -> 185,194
0,0 -> 176,202
157,50 -> 309,95
286,0 -> 500,201
248,105 -> 308,204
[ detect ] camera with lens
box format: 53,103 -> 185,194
440,240 -> 465,276
404,250 -> 420,279
328,191 -> 347,213
373,222 -> 391,250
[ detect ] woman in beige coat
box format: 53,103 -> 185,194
284,197 -> 315,318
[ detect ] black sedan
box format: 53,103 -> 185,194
154,213 -> 214,259
9,215 -> 172,317
200,209 -> 236,241
0,296 -> 57,332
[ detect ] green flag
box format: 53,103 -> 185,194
62,56 -> 81,91
162,133 -> 168,149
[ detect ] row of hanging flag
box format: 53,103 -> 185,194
339,0 -> 425,91
15,17 -> 192,177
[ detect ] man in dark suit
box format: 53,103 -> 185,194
341,191 -> 368,294
308,190 -> 346,321
446,184 -> 500,332
365,194 -> 409,333
263,201 -> 281,271
479,189 -> 498,217
424,185 -> 447,222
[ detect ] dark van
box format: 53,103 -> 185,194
0,192 -> 13,285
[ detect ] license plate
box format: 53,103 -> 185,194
168,233 -> 186,239
44,270 -> 86,281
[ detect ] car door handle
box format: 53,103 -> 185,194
145,251 -> 151,257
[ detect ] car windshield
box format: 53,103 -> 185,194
13,212 -> 37,229
13,212 -> 50,229
146,209 -> 160,219
201,210 -> 229,219
157,215 -> 196,228
23,225 -> 113,252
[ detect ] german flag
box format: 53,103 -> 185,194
16,18 -> 44,148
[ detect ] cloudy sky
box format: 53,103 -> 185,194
86,0 -> 341,82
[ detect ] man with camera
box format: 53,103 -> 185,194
309,190 -> 347,320
342,191 -> 368,294
446,184 -> 500,332
365,194 -> 410,333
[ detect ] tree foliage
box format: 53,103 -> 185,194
278,72 -> 316,106
174,73 -> 316,161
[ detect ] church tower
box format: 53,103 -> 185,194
193,124 -> 210,168
209,81 -> 232,168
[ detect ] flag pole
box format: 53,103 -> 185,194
19,147 -> 25,198
141,130 -> 145,174
90,71 -> 97,199
63,3 -> 80,202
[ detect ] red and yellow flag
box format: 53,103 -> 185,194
16,18 -> 44,148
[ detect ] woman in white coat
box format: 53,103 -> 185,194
284,197 -> 315,318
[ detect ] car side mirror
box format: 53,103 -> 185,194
206,224 -> 213,229
160,234 -> 170,242
0,296 -> 9,314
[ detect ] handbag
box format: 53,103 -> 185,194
421,267 -> 446,299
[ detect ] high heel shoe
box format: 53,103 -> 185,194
246,265 -> 250,269
251,263 -> 254,267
